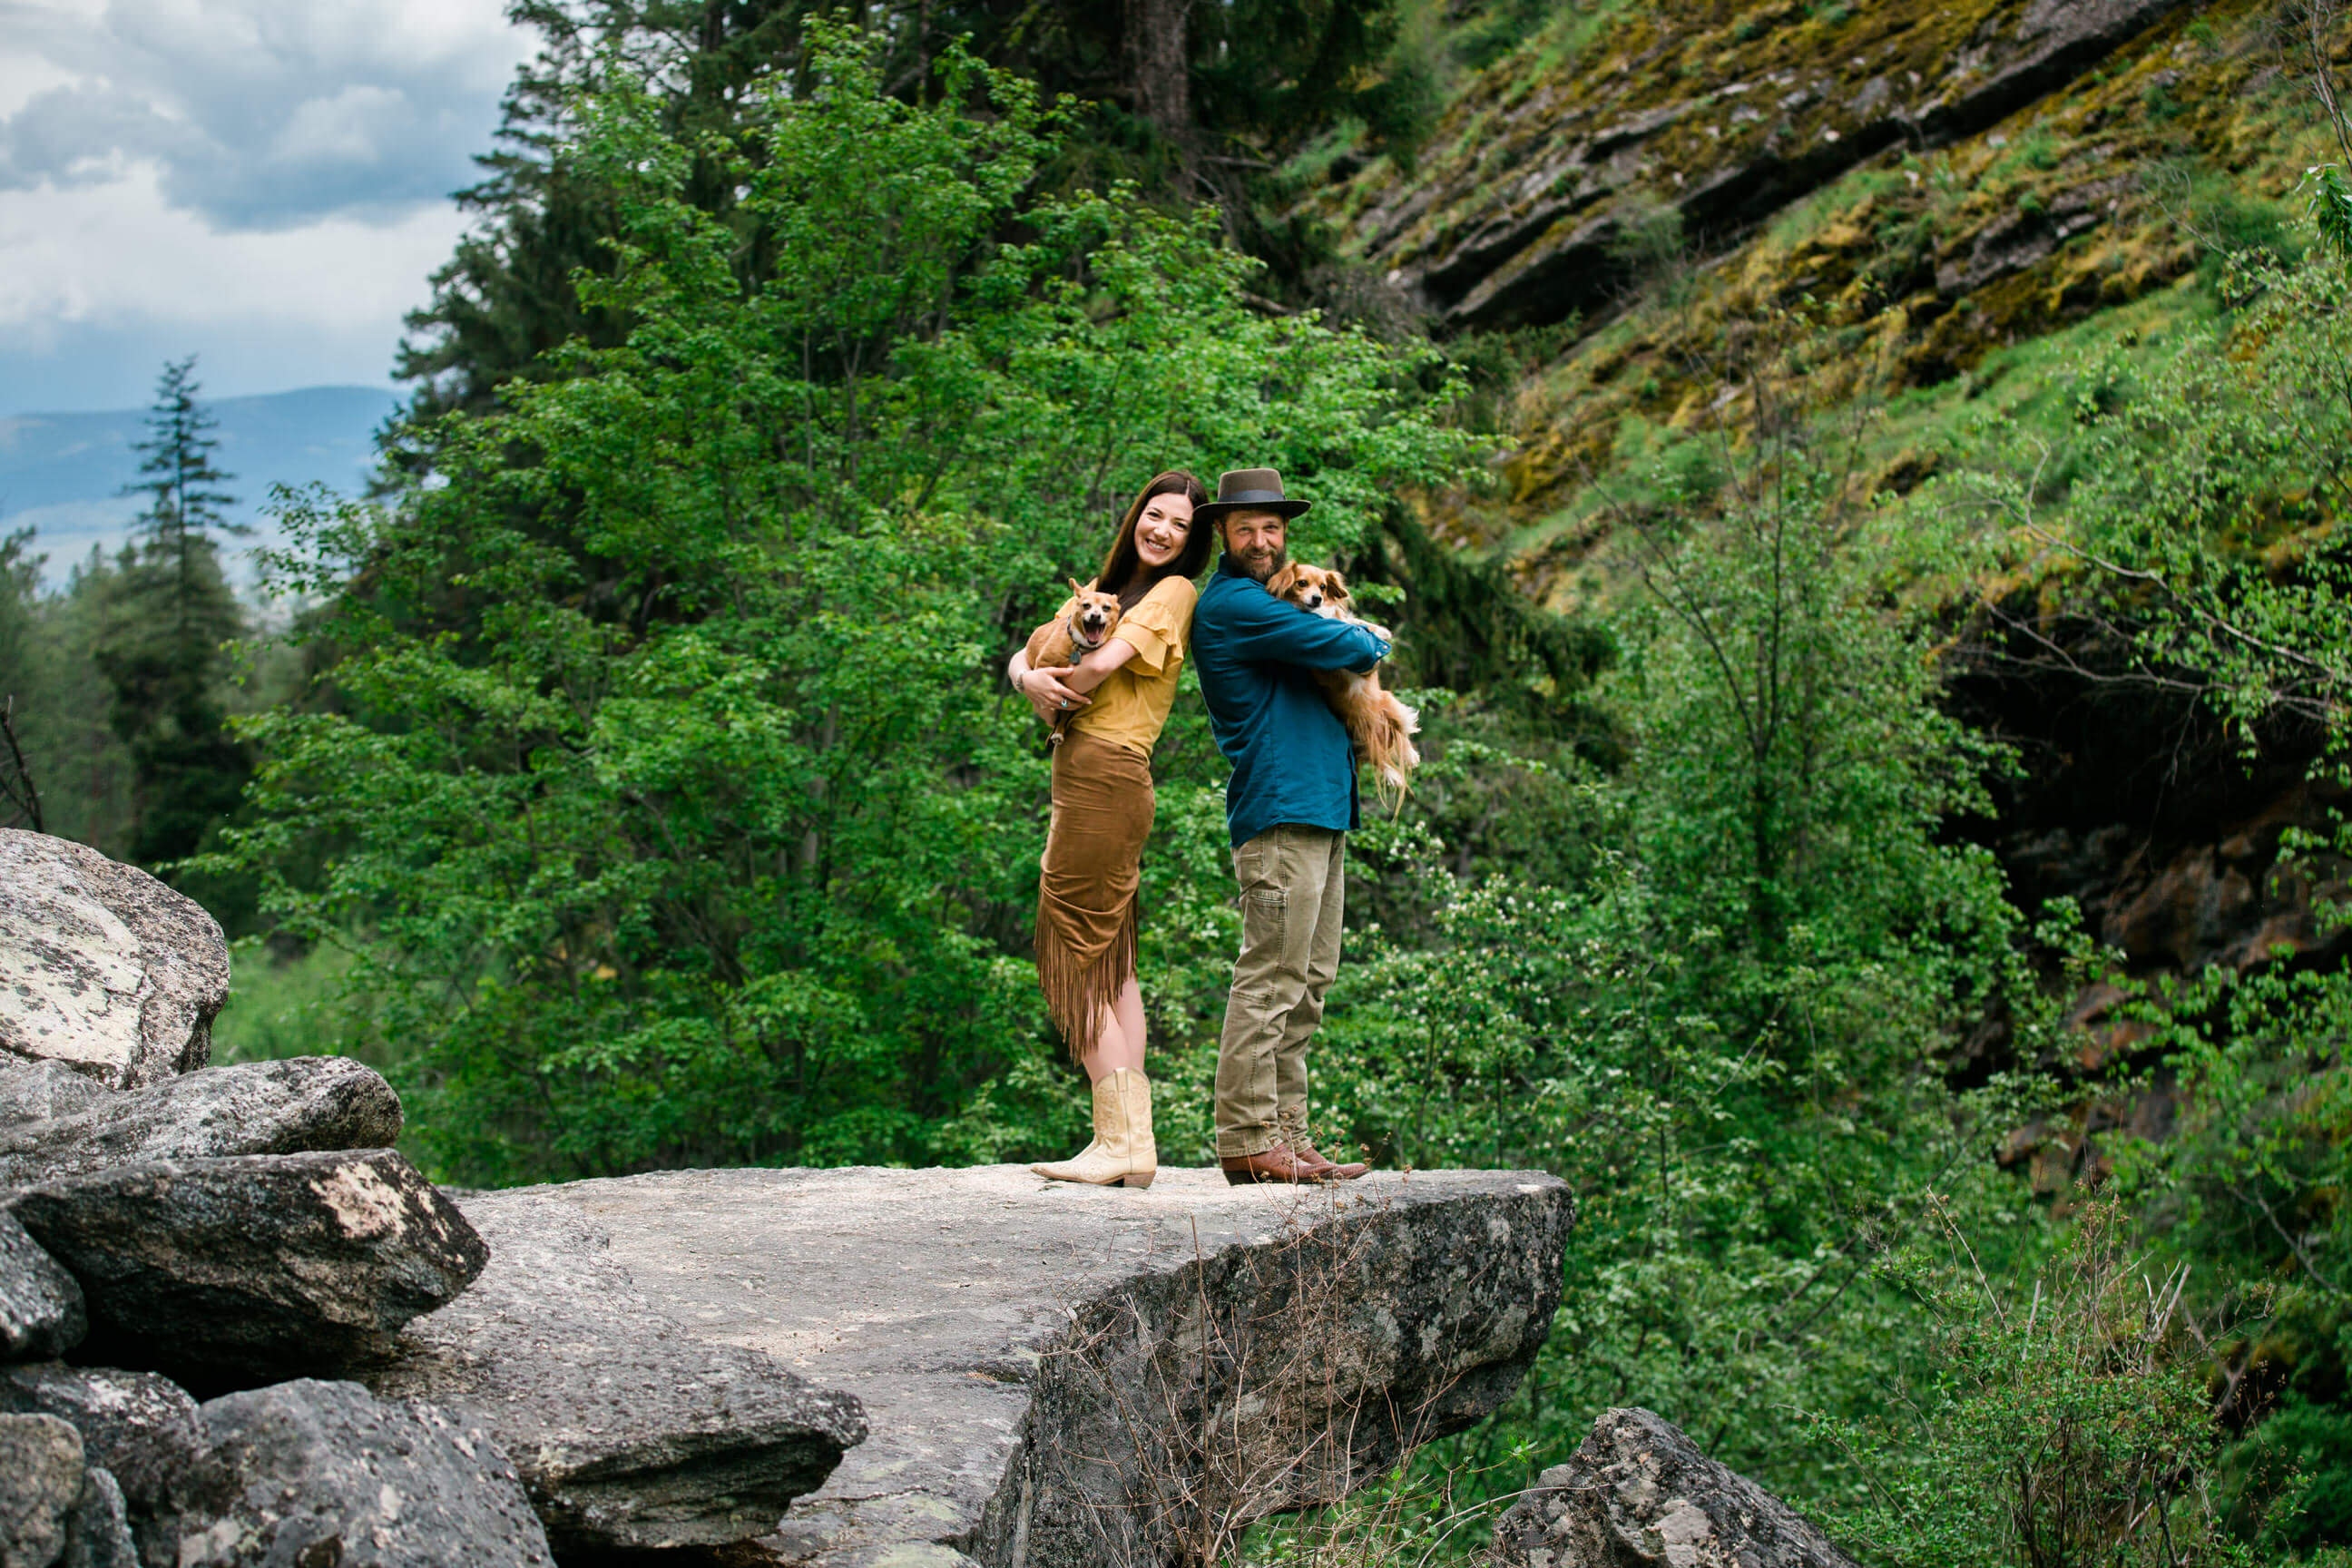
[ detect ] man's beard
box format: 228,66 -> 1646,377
1241,544 -> 1288,583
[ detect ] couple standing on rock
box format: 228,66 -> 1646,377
1004,467 -> 1387,1189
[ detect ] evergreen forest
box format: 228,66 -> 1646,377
7,0 -> 2352,1561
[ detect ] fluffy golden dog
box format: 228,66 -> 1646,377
1023,578 -> 1125,745
1265,563 -> 1420,803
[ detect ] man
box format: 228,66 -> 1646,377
1190,467 -> 1387,1184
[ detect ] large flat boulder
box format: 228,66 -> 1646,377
0,1364 -> 206,1568
0,831 -> 229,1091
0,1057 -> 403,1187
5,1152 -> 486,1389
364,1191 -> 868,1555
175,1378 -> 554,1567
0,1210 -> 83,1361
471,1164 -> 1570,1568
1488,1407 -> 1859,1568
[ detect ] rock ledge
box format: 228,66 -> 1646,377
460,1163 -> 1571,1568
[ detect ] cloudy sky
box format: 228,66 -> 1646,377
0,0 -> 535,416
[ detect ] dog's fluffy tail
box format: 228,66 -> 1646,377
1364,697 -> 1421,809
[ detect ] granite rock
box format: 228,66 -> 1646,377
0,1411 -> 83,1568
6,1152 -> 486,1388
366,1191 -> 867,1555
0,1063 -> 106,1129
473,1164 -> 1571,1568
58,1467 -> 136,1568
0,1210 -> 83,1362
1487,1407 -> 1859,1568
0,1364 -> 207,1568
0,831 -> 229,1091
0,1057 -> 403,1188
176,1378 -> 554,1567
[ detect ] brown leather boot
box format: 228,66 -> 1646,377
1279,1107 -> 1370,1181
1220,1143 -> 1325,1185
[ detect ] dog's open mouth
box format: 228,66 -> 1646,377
1075,614 -> 1111,645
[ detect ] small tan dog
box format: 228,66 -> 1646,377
1023,579 -> 1125,745
1265,563 -> 1420,803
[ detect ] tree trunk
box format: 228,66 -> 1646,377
1123,0 -> 1193,162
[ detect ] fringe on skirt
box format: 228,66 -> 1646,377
1035,729 -> 1155,1063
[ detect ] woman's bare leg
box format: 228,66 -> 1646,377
1080,975 -> 1148,1080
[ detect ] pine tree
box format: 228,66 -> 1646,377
98,358 -> 250,868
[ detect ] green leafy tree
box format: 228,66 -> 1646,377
1940,232 -> 2352,1553
100,358 -> 250,868
214,24 -> 1477,1185
393,0 -> 1418,433
1269,328 -> 2048,1511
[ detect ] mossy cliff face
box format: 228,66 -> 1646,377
1303,0 -> 2325,606
1320,0 -> 2189,332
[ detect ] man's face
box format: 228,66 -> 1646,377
1224,510 -> 1288,583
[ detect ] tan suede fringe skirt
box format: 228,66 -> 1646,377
1036,729 -> 1155,1061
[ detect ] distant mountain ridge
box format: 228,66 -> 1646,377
0,385 -> 402,582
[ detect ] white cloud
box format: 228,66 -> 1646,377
270,83 -> 408,167
0,0 -> 532,225
0,159 -> 466,338
0,53 -> 83,120
0,0 -> 531,407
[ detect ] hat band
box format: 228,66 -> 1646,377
1216,489 -> 1292,506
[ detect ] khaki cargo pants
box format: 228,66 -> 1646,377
1214,823 -> 1345,1159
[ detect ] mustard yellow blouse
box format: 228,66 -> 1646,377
1061,575 -> 1197,758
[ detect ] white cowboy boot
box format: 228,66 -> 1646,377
1034,1071 -> 1133,1185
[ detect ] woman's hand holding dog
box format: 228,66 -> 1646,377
1016,663 -> 1091,723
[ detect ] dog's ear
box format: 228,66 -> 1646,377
1325,571 -> 1351,602
1265,564 -> 1300,597
1067,576 -> 1084,598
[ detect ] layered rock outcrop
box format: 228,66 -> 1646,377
0,1056 -> 404,1187
1488,1406 -> 1858,1568
1324,0 -> 2189,332
1,831 -> 1575,1567
365,1190 -> 868,1555
0,1364 -> 207,1568
479,1163 -> 1572,1568
0,833 -> 582,1568
8,1150 -> 489,1388
176,1379 -> 556,1568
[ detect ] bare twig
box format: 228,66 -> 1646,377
0,696 -> 43,834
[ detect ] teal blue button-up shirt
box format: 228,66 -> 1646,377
1192,554 -> 1390,849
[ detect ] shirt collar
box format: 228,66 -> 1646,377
1216,554 -> 1254,582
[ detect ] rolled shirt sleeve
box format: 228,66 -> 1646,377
1213,587 -> 1387,673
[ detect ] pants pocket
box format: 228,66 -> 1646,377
1240,883 -> 1289,951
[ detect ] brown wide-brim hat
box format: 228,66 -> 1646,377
1195,466 -> 1311,523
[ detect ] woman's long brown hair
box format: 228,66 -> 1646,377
1097,470 -> 1212,608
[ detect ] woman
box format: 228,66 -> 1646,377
1006,470 -> 1212,1189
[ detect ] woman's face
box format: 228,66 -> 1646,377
1132,492 -> 1196,571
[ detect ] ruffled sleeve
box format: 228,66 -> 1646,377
1112,576 -> 1197,675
